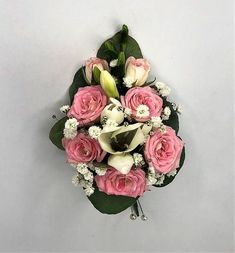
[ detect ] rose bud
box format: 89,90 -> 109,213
123,56 -> 150,87
100,70 -> 119,98
101,98 -> 124,125
108,153 -> 134,174
85,57 -> 109,83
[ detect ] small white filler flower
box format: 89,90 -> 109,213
136,104 -> 150,118
63,118 -> 79,139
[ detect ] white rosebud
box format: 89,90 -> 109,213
88,126 -> 102,139
108,153 -> 134,174
85,57 -> 109,83
124,56 -> 150,87
60,105 -> 70,113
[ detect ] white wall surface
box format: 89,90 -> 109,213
0,0 -> 234,252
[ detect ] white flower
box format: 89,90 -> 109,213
76,163 -> 89,174
72,174 -> 80,186
155,81 -> 166,90
167,169 -> 177,177
83,171 -> 94,181
123,76 -> 135,88
155,173 -> 165,185
88,126 -> 102,139
155,81 -> 171,97
177,105 -> 183,114
163,106 -> 171,116
108,153 -> 134,174
95,167 -> 107,176
133,153 -> 145,166
161,106 -> 171,120
63,118 -> 79,139
151,116 -> 162,128
147,173 -> 157,185
110,59 -> 118,67
60,105 -> 70,113
124,107 -> 132,117
160,86 -> 171,97
146,167 -> 157,185
84,186 -> 95,196
65,118 -> 79,129
136,104 -> 150,118
63,128 -> 77,139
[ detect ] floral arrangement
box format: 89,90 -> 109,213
49,25 -> 185,219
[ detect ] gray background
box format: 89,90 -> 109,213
0,0 -> 234,252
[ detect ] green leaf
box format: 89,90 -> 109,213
163,99 -> 179,134
97,29 -> 143,63
153,146 -> 185,187
69,67 -> 87,104
49,117 -> 68,150
93,66 -> 101,83
117,51 -> 125,66
88,186 -> 137,214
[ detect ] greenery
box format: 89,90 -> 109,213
49,117 -> 68,150
88,186 -> 137,214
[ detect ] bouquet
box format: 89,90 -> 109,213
49,25 -> 185,219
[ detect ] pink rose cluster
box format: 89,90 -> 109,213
60,55 -> 184,199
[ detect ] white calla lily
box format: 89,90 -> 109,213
98,123 -> 144,154
108,153 -> 134,174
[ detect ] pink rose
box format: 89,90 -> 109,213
121,86 -> 163,122
63,132 -> 106,163
95,167 -> 146,198
68,85 -> 108,126
144,126 -> 184,174
85,57 -> 109,83
123,56 -> 150,86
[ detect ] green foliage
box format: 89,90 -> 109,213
163,99 -> 179,134
88,186 -> 137,214
153,146 -> 185,187
49,117 -> 68,150
69,67 -> 87,104
97,26 -> 143,63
